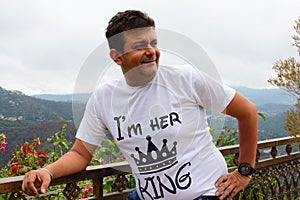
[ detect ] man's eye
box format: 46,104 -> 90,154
133,43 -> 146,49
151,41 -> 157,47
135,45 -> 145,49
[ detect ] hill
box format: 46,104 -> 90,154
0,86 -> 73,121
0,87 -> 78,168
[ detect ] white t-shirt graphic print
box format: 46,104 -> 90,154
76,64 -> 236,199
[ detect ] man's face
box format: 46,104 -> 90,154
118,27 -> 160,84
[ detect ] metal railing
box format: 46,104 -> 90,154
1,136 -> 300,199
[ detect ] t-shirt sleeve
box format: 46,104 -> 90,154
191,67 -> 236,113
75,92 -> 108,146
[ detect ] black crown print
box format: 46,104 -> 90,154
131,135 -> 178,175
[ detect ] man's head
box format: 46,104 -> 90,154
106,10 -> 160,86
106,10 -> 155,52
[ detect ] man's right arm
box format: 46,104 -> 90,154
22,139 -> 97,196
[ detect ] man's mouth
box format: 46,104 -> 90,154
142,57 -> 157,64
142,60 -> 155,64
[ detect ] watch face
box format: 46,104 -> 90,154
240,164 -> 251,175
239,163 -> 254,176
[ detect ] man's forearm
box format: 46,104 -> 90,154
44,150 -> 91,179
43,139 -> 94,179
237,109 -> 258,167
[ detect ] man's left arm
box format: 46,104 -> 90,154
215,92 -> 258,200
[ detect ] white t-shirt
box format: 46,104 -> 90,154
76,64 -> 236,199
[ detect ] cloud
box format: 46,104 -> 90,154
0,0 -> 299,94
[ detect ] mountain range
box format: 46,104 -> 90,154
33,86 -> 296,106
1,86 -> 296,130
0,86 -> 297,167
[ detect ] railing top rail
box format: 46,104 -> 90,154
219,136 -> 300,155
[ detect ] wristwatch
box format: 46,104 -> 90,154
237,163 -> 256,178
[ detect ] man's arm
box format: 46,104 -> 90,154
22,139 -> 97,196
223,92 -> 258,166
215,92 -> 258,200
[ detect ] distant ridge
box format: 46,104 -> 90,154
33,93 -> 91,103
33,87 -> 296,106
233,87 -> 295,106
33,94 -> 73,102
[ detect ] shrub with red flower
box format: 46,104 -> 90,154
81,185 -> 93,199
37,149 -> 47,168
22,143 -> 33,155
0,133 -> 7,152
8,137 -> 47,176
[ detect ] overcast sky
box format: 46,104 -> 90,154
0,0 -> 299,95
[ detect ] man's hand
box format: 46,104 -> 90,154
22,169 -> 52,196
215,170 -> 250,200
22,139 -> 95,196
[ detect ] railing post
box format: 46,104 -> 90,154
256,148 -> 260,162
271,146 -> 278,158
286,144 -> 292,155
93,177 -> 103,199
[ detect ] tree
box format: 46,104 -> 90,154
268,17 -> 300,137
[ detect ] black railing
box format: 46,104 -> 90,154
1,136 -> 300,199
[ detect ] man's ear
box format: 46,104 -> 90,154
110,49 -> 122,66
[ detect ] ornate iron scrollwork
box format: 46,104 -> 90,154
236,160 -> 300,199
114,173 -> 129,192
8,192 -> 26,200
63,182 -> 81,200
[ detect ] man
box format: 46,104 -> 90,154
22,10 -> 258,200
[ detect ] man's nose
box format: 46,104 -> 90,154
145,44 -> 156,56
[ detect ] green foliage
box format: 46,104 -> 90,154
0,121 -> 76,168
0,123 -> 73,179
0,124 -> 74,199
241,178 -> 293,200
268,58 -> 300,97
47,124 -> 73,162
212,127 -> 238,167
212,112 -> 265,167
214,127 -> 238,147
90,137 -> 134,195
91,138 -> 126,165
284,101 -> 300,137
0,124 -> 132,199
0,166 -> 9,178
103,173 -> 135,194
258,112 -> 266,122
268,17 -> 300,137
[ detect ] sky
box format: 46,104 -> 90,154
0,0 -> 299,95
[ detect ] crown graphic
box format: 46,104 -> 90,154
131,135 -> 178,175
